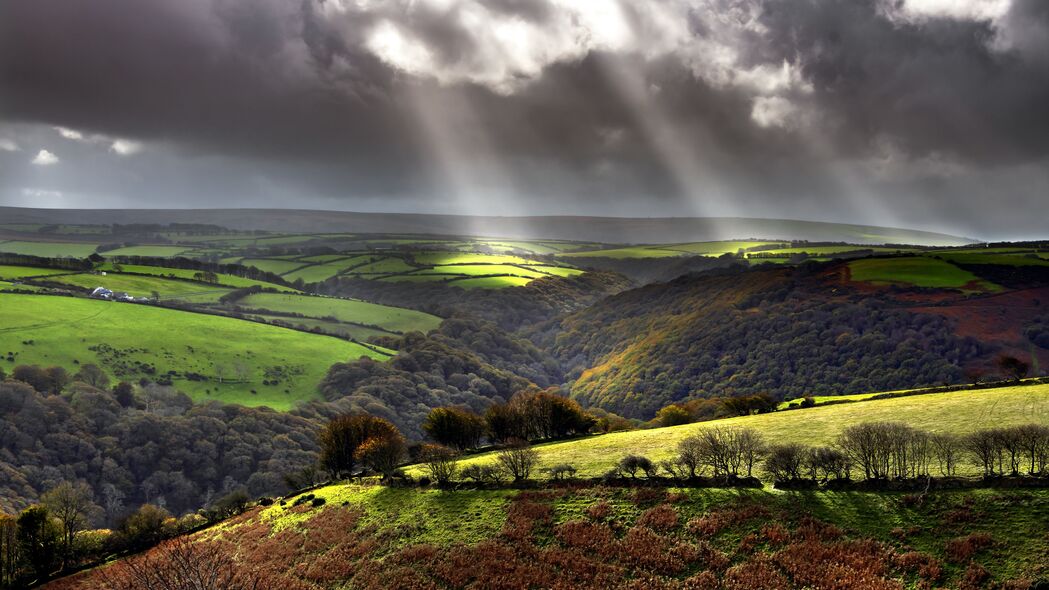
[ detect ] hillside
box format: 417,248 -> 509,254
417,383 -> 1049,478
0,293 -> 389,409
46,485 -> 1049,589
541,259 -> 1049,419
0,207 -> 975,246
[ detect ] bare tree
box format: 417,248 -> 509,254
497,440 -> 539,482
963,429 -> 999,477
930,434 -> 962,477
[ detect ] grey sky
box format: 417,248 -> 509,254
1,0 -> 1047,240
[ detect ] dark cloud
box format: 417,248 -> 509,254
0,0 -> 1047,239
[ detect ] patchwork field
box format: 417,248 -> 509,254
0,293 -> 390,409
415,385 -> 1049,479
44,272 -> 235,302
232,292 -> 442,335
96,263 -> 295,290
0,240 -> 100,258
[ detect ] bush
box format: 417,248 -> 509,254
764,444 -> 806,483
618,455 -> 656,479
419,444 -> 458,485
460,464 -> 504,485
546,464 -> 577,481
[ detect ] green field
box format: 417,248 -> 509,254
0,240 -> 99,258
281,263 -> 347,283
936,252 -> 1049,267
0,293 -> 389,409
346,257 -> 417,275
104,245 -> 193,257
46,272 -> 234,302
239,258 -> 309,275
522,265 -> 584,277
847,256 -> 999,290
419,264 -> 547,278
754,245 -> 920,256
414,385 -> 1049,479
0,265 -> 76,280
246,314 -> 393,342
96,263 -> 294,290
450,276 -> 534,288
234,292 -> 442,334
412,252 -> 534,265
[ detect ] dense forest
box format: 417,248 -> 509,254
539,265 -> 990,418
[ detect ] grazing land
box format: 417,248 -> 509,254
847,256 -> 1000,291
0,240 -> 101,258
232,292 -> 442,335
0,293 -> 389,409
415,384 -> 1049,478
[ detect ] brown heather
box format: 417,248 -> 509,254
44,492 -> 1030,590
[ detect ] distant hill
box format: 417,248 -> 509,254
0,206 -> 975,246
536,259 -> 1049,419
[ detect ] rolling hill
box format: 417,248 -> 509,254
0,293 -> 389,410
0,206 -> 976,246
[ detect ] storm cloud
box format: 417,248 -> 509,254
0,0 -> 1046,239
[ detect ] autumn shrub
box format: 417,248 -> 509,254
636,504 -> 679,532
945,532 -> 994,563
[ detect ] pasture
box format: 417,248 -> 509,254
0,240 -> 100,258
44,272 -> 234,302
416,384 -> 1049,478
0,293 -> 389,409
232,292 -> 442,334
847,256 -> 999,291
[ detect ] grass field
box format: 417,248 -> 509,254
96,263 -> 294,290
417,264 -> 547,278
44,273 -> 234,303
281,263 -> 348,283
0,293 -> 388,409
522,265 -> 584,277
412,252 -> 534,265
936,253 -> 1049,267
239,258 -> 309,275
234,292 -> 441,334
416,385 -> 1049,479
777,392 -> 881,409
0,240 -> 99,258
450,276 -> 534,288
847,257 -> 999,291
104,245 -> 193,257
246,314 -> 394,342
0,265 -> 76,280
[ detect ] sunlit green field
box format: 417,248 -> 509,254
412,252 -> 535,265
411,385 -> 1049,479
847,256 -> 999,291
0,293 -> 389,409
234,292 -> 441,334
